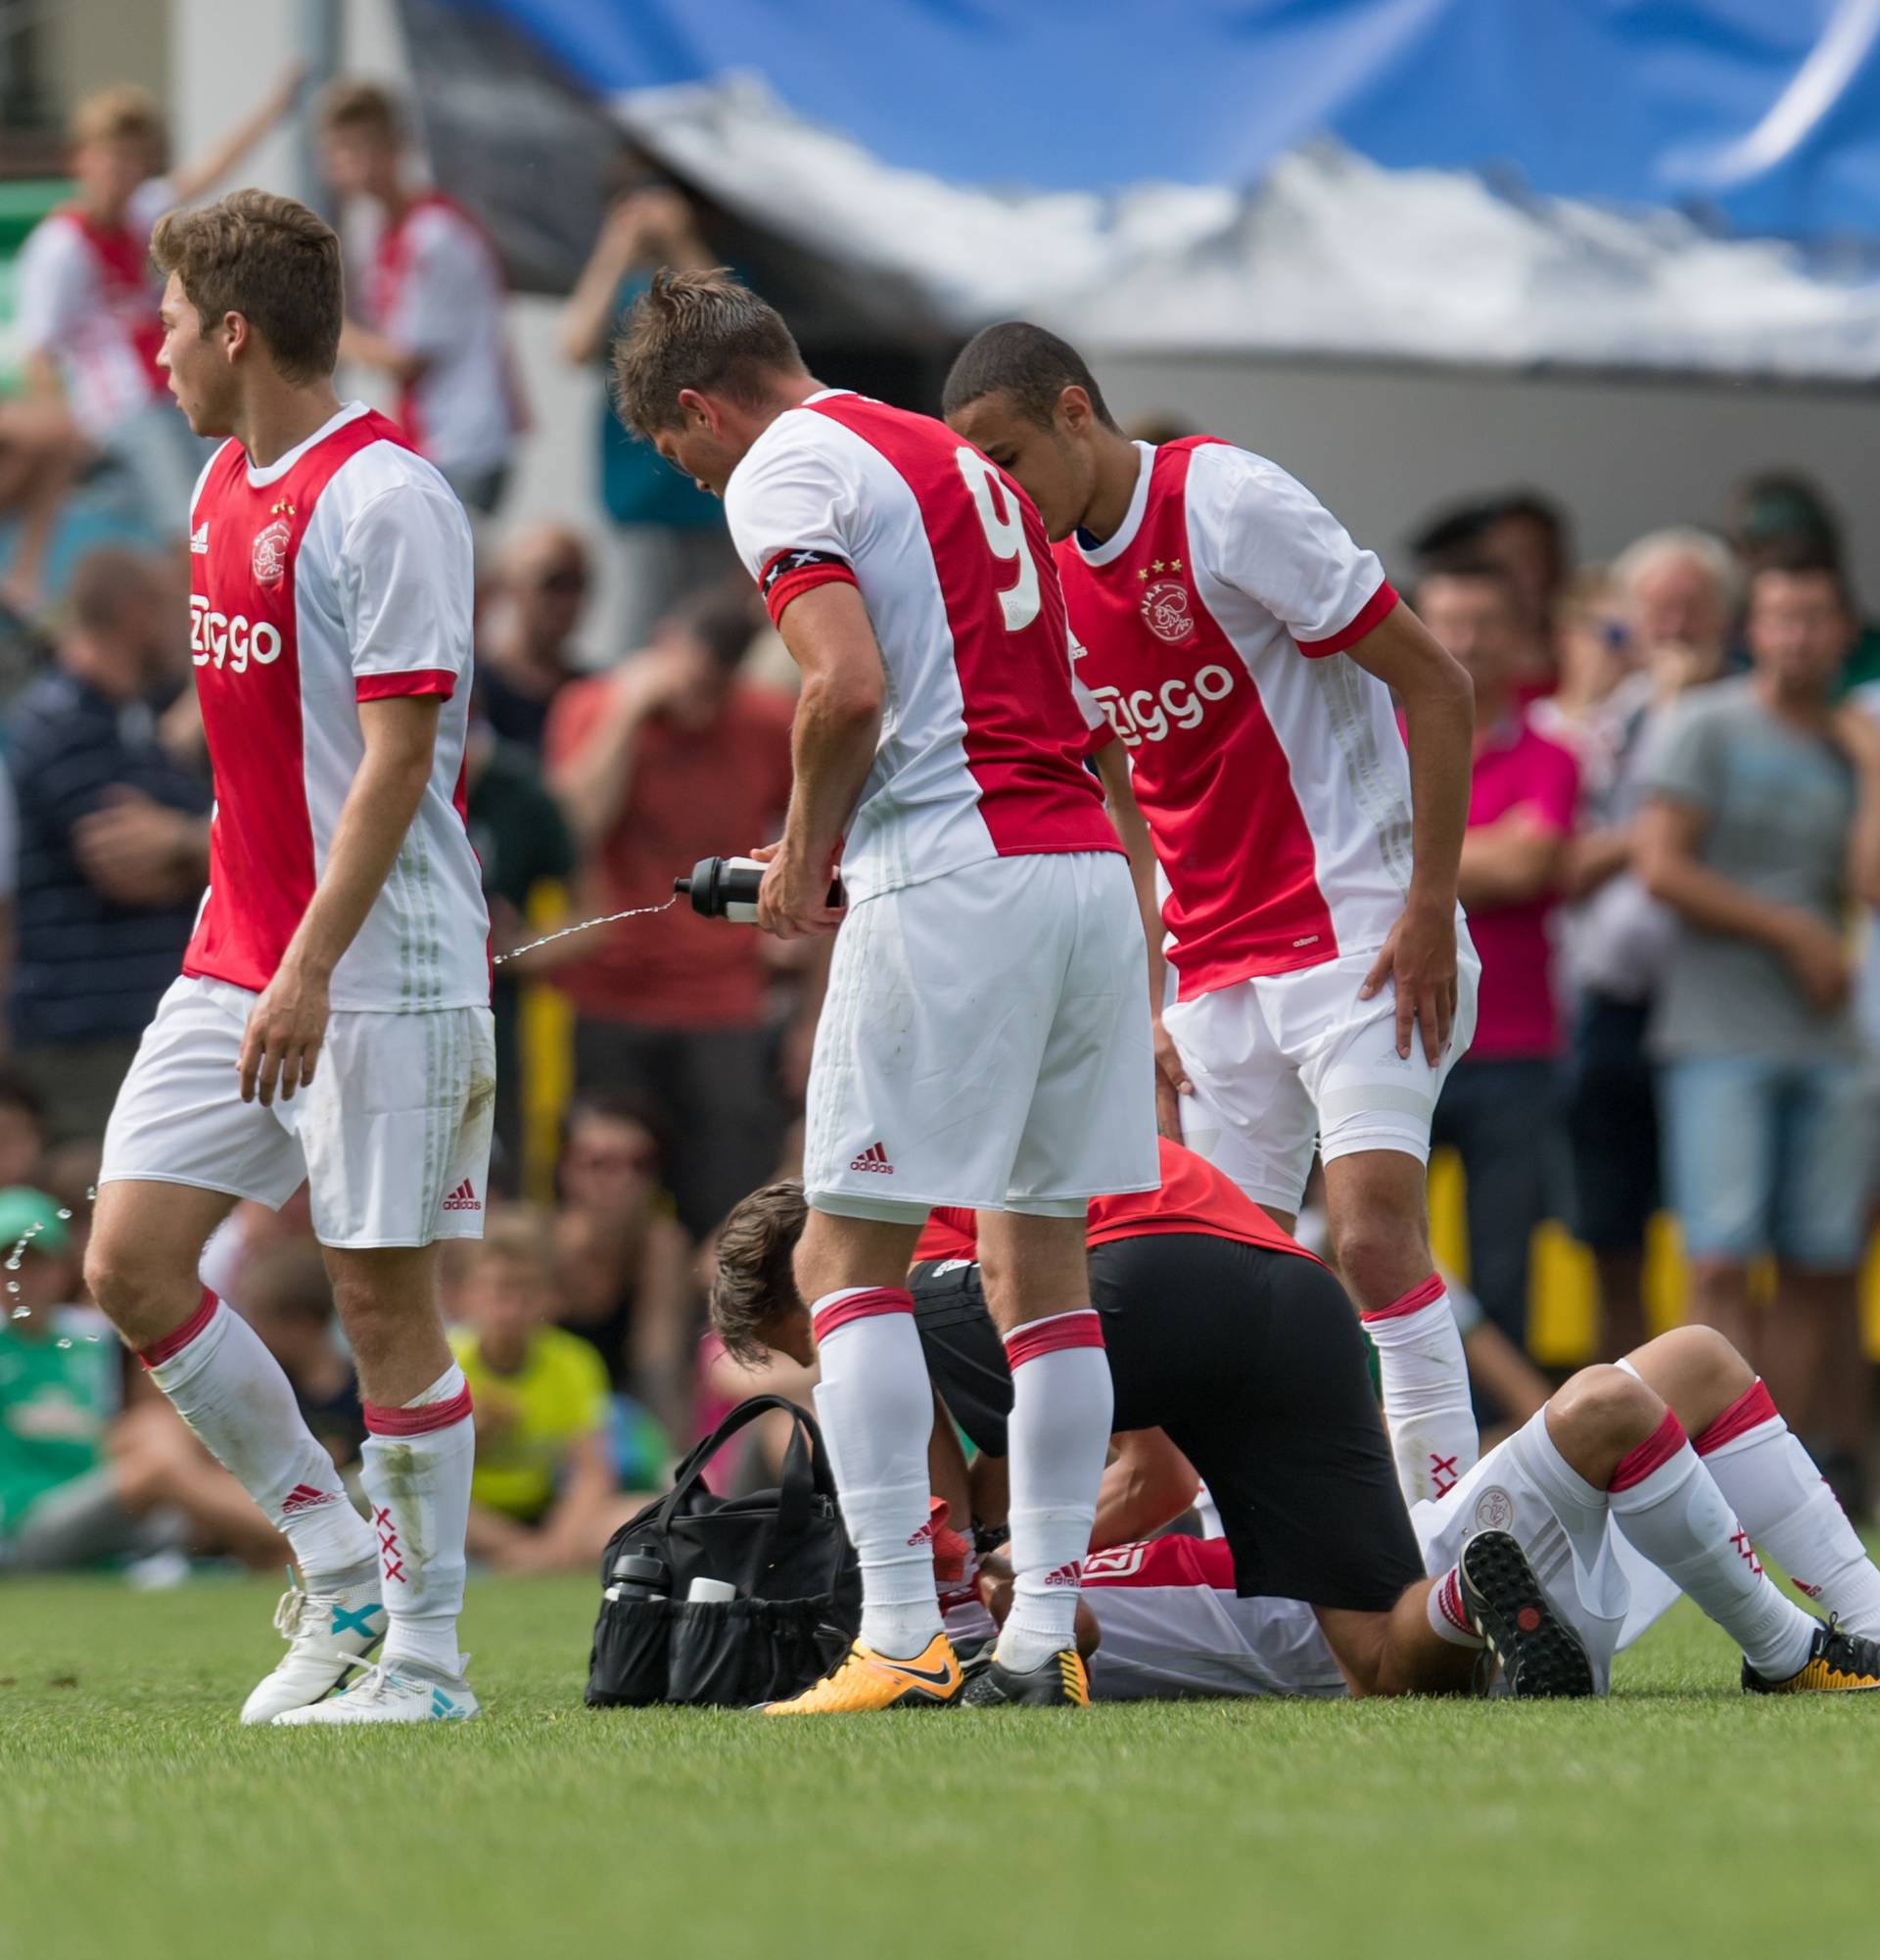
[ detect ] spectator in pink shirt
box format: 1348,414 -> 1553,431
1419,560 -> 1579,1355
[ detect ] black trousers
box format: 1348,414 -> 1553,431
1430,1055 -> 1560,1349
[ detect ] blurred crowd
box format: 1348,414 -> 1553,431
5,74 -> 1880,1576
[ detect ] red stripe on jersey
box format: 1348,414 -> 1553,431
184,409 -> 416,996
1004,1310 -> 1104,1369
802,397 -> 1118,861
1692,1379 -> 1779,1458
1609,1410 -> 1688,1492
1054,438 -> 1338,995
1081,1533 -> 1236,1591
757,548 -> 859,626
909,1141 -> 1320,1267
55,205 -> 165,390
1295,578 -> 1398,656
356,667 -> 457,701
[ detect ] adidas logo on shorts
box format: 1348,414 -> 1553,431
849,1142 -> 894,1175
442,1179 -> 482,1211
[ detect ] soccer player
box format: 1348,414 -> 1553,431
614,270 -> 1155,1709
712,1143 -> 1519,1700
82,192 -> 493,1726
944,330 -> 1480,1503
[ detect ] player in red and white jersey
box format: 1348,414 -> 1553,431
85,192 -> 492,1728
946,329 -> 1484,1491
614,270 -> 1154,1711
318,82 -> 522,514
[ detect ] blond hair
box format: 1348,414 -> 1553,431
70,82 -> 164,151
474,1203 -> 559,1279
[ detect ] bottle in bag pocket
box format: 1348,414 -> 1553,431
605,1551 -> 668,1604
686,1576 -> 737,1604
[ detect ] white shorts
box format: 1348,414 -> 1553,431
803,853 -> 1157,1221
1410,1409 -> 1679,1695
1162,927 -> 1480,1213
100,975 -> 495,1250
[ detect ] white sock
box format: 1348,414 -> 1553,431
360,1363 -> 474,1677
142,1289 -> 375,1584
1606,1414 -> 1815,1682
1695,1379 -> 1880,1638
1425,1566 -> 1484,1649
999,1311 -> 1112,1674
1362,1276 -> 1479,1506
810,1288 -> 941,1659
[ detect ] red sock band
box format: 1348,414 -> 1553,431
1004,1310 -> 1104,1370
1693,1379 -> 1779,1458
1609,1409 -> 1688,1492
1436,1566 -> 1472,1635
363,1384 -> 474,1436
1360,1273 -> 1445,1324
811,1285 -> 915,1344
137,1288 -> 219,1370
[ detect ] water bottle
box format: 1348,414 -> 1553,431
604,1550 -> 669,1605
674,856 -> 845,924
686,1576 -> 737,1604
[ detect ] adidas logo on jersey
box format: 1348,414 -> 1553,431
442,1179 -> 482,1211
280,1483 -> 339,1516
849,1142 -> 894,1175
189,521 -> 210,554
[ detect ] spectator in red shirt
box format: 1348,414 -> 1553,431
542,590 -> 797,1241
1419,560 -> 1579,1355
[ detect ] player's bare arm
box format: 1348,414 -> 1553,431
1636,795 -> 1851,1010
1345,603 -> 1474,1062
1092,1426 -> 1201,1550
1094,740 -> 1191,1136
1456,803 -> 1570,909
237,694 -> 444,1105
755,582 -> 883,940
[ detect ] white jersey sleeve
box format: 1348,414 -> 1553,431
1186,443 -> 1390,653
13,216 -> 88,354
338,482 -> 475,696
723,416 -> 862,596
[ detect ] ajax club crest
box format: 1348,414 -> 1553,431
252,501 -> 295,586
1137,560 -> 1195,644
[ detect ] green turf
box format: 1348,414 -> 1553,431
3,1573 -> 1877,1960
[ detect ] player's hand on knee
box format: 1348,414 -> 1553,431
238,963 -> 331,1105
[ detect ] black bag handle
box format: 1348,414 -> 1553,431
653,1395 -> 832,1548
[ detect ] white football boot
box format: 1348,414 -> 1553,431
240,1571 -> 386,1725
271,1656 -> 479,1726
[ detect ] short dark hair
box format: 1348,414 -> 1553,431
317,78 -> 405,143
1411,555 -> 1523,615
1746,539 -> 1857,619
709,1181 -> 809,1365
68,544 -> 162,635
665,585 -> 762,672
151,189 -> 343,384
941,321 -> 1119,432
611,268 -> 806,438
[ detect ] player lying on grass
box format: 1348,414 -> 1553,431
718,1138 -> 1536,1700
974,1322 -> 1880,1699
713,1143 -> 1880,1698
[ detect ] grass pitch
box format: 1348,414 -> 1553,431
3,1572 -> 1877,1960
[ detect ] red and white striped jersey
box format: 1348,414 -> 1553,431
1080,1535 -> 1348,1701
14,178 -> 171,440
724,391 -> 1118,904
367,194 -> 521,478
183,401 -> 488,1010
1056,438 -> 1412,1001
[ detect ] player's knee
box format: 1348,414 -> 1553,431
1548,1363 -> 1663,1460
82,1237 -> 167,1342
1327,1209 -> 1428,1316
1650,1324 -> 1751,1401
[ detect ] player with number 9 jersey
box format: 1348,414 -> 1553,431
724,387 -> 1155,1218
